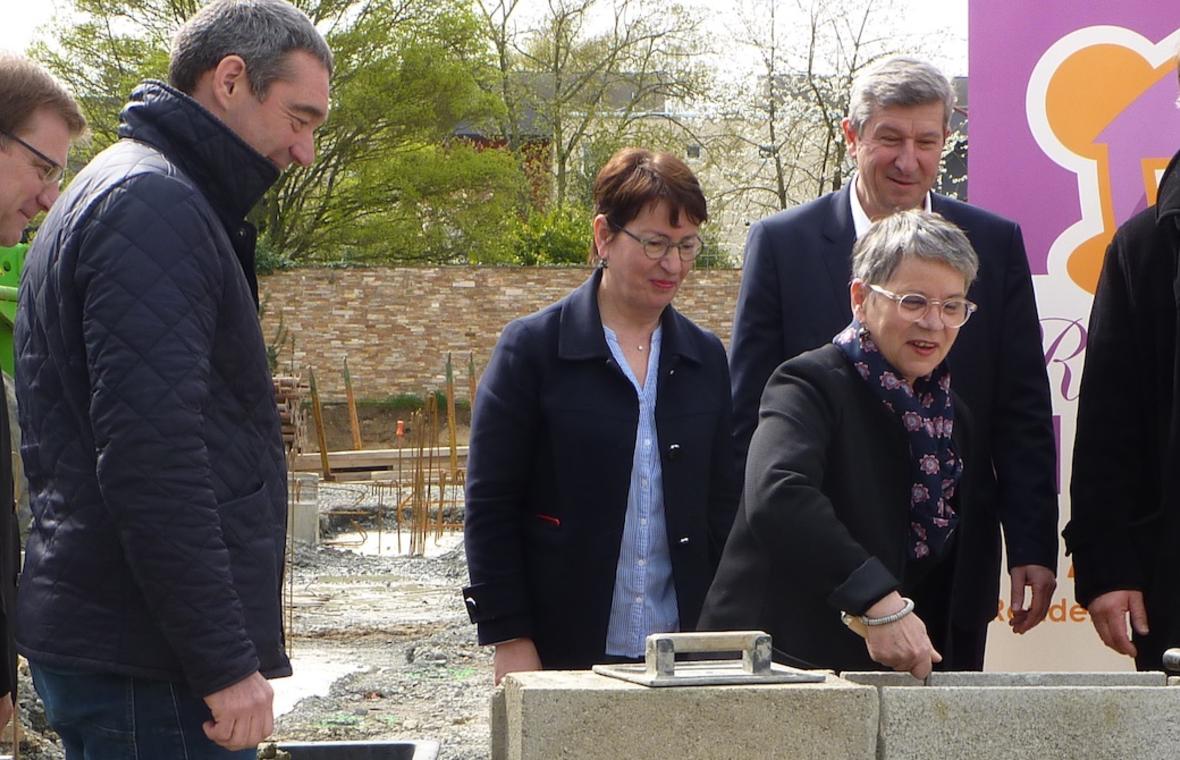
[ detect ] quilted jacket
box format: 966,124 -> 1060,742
14,81 -> 291,696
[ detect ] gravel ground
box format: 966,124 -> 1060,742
274,541 -> 493,759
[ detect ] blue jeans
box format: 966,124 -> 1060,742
30,661 -> 257,760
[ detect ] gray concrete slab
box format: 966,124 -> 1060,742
490,686 -> 506,760
842,672 -> 924,688
878,685 -> 1180,759
289,472 -> 320,545
844,670 -> 1166,688
926,671 -> 1166,687
498,670 -> 878,760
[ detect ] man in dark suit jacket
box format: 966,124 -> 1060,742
728,56 -> 1058,668
1065,108 -> 1180,671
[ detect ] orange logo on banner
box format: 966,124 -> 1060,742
1038,43 -> 1176,292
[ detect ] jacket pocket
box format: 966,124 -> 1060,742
219,483 -> 273,542
218,482 -> 279,581
217,483 -> 282,658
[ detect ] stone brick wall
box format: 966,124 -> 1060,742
259,266 -> 743,401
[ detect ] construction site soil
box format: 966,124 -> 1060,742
314,402 -> 471,452
9,538 -> 493,759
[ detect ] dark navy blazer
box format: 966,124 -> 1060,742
728,184 -> 1058,628
462,270 -> 739,668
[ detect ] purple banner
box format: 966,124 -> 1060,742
969,1 -> 1179,671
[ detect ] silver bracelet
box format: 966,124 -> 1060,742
859,597 -> 915,627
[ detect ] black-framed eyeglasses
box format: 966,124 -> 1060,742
868,284 -> 978,329
612,223 -> 704,262
0,129 -> 65,187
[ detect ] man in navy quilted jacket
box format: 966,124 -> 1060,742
0,51 -> 86,737
13,1 -> 331,756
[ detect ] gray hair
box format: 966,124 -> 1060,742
852,210 -> 978,287
847,56 -> 955,134
169,0 -> 333,99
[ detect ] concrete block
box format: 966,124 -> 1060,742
288,472 -> 320,546
842,672 -> 924,688
497,670 -> 877,760
878,684 -> 1180,759
1170,676 -> 1180,688
926,671 -> 1166,687
844,671 -> 1166,689
490,686 -> 506,760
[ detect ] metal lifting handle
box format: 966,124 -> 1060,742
644,630 -> 772,678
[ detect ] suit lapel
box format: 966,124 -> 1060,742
818,185 -> 858,329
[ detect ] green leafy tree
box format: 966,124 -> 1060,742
263,0 -> 523,262
510,204 -> 592,265
28,0 -> 179,160
31,0 -> 522,264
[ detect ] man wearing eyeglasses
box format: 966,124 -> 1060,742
0,52 -> 85,734
728,56 -> 1058,671
0,53 -> 85,247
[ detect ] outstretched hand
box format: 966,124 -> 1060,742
862,593 -> 942,679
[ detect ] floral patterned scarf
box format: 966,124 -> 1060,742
833,320 -> 961,560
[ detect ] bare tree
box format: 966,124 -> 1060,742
476,0 -> 709,209
475,0 -> 530,154
701,0 -> 902,224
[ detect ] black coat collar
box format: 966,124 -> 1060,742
557,268 -> 703,365
118,81 -> 279,228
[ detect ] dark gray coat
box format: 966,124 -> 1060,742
15,81 -> 290,696
1066,148 -> 1180,670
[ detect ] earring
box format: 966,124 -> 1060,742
598,256 -> 609,269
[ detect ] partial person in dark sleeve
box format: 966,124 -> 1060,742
0,50 -> 87,732
1065,55 -> 1180,671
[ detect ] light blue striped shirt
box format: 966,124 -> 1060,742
603,324 -> 679,657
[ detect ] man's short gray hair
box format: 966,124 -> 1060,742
169,0 -> 333,99
852,210 -> 978,287
847,56 -> 955,134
